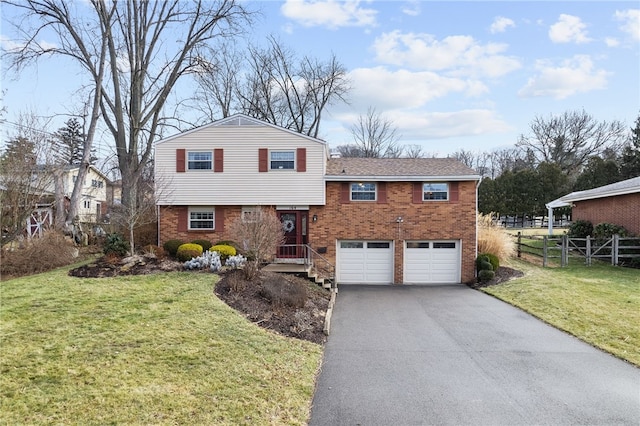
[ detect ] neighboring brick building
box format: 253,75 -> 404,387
155,114 -> 481,285
546,176 -> 640,236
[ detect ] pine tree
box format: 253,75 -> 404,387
53,118 -> 97,165
620,114 -> 640,180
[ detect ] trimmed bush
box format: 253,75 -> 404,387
103,233 -> 129,257
210,244 -> 237,260
478,269 -> 495,282
176,243 -> 203,262
593,223 -> 629,240
163,239 -> 184,257
191,239 -> 213,251
480,252 -> 500,271
475,255 -> 492,272
568,220 -> 593,238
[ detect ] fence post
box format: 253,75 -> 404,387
517,232 -> 521,258
543,235 -> 548,267
613,234 -> 619,266
562,234 -> 568,267
586,236 -> 591,266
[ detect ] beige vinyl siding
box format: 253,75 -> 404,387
156,123 -> 326,206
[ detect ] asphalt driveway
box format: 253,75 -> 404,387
309,284 -> 640,426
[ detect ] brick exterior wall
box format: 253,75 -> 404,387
159,180 -> 478,284
308,181 -> 477,284
572,193 -> 640,236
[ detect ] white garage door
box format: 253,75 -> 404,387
337,241 -> 393,284
404,241 -> 460,284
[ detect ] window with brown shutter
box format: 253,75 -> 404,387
177,207 -> 188,232
412,182 -> 422,203
340,182 -> 351,203
258,148 -> 268,172
377,182 -> 387,204
449,181 -> 459,203
296,148 -> 306,172
176,149 -> 185,173
215,207 -> 225,232
214,149 -> 224,172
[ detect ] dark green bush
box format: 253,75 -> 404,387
475,255 -> 493,272
260,275 -> 307,308
103,233 -> 129,257
593,223 -> 629,240
479,252 -> 500,271
568,220 -> 593,238
478,269 -> 495,282
191,239 -> 212,251
163,239 -> 184,257
176,243 -> 203,262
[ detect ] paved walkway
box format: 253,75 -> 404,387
309,285 -> 640,425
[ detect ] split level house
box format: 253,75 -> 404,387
154,114 -> 481,285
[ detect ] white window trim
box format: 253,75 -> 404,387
422,182 -> 449,201
187,151 -> 213,171
188,206 -> 215,230
350,182 -> 377,201
241,206 -> 263,223
269,150 -> 296,170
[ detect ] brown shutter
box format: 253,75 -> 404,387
214,149 -> 224,172
296,148 -> 306,172
258,148 -> 268,172
412,182 -> 423,203
340,182 -> 351,204
176,149 -> 186,172
377,182 -> 387,204
449,181 -> 459,203
215,207 -> 225,232
177,207 -> 188,232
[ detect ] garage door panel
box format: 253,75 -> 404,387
404,240 -> 460,284
337,241 -> 393,284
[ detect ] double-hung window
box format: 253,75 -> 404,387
423,182 -> 448,201
188,152 -> 212,170
351,182 -> 376,201
270,151 -> 295,170
189,207 -> 215,230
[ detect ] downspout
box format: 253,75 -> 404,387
475,177 -> 481,279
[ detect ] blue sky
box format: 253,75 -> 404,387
2,1 -> 639,158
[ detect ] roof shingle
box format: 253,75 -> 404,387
326,157 -> 478,178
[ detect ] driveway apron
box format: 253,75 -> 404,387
309,285 -> 640,426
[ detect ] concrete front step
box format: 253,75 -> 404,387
263,263 -> 333,289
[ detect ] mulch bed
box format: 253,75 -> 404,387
466,266 -> 525,289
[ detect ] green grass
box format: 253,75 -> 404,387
0,267 -> 322,425
484,259 -> 640,366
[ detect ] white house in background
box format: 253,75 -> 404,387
58,164 -> 110,223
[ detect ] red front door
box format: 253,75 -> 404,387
278,211 -> 308,258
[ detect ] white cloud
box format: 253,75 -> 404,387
490,16 -> 515,34
280,0 -> 377,29
0,35 -> 57,53
372,31 -> 521,78
614,9 -> 640,42
518,55 -> 609,99
549,14 -> 591,44
605,37 -> 620,47
401,1 -> 421,17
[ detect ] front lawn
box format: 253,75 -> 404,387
484,260 -> 640,366
0,268 -> 322,425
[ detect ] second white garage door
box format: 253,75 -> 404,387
404,240 -> 460,284
337,241 -> 393,284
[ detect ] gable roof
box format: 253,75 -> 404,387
63,164 -> 112,184
154,113 -> 328,147
546,176 -> 640,208
325,157 -> 481,181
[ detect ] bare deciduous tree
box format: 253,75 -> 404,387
4,0 -> 253,219
517,109 -> 626,176
228,207 -> 285,280
194,36 -> 350,138
348,107 -> 402,158
403,144 -> 425,159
